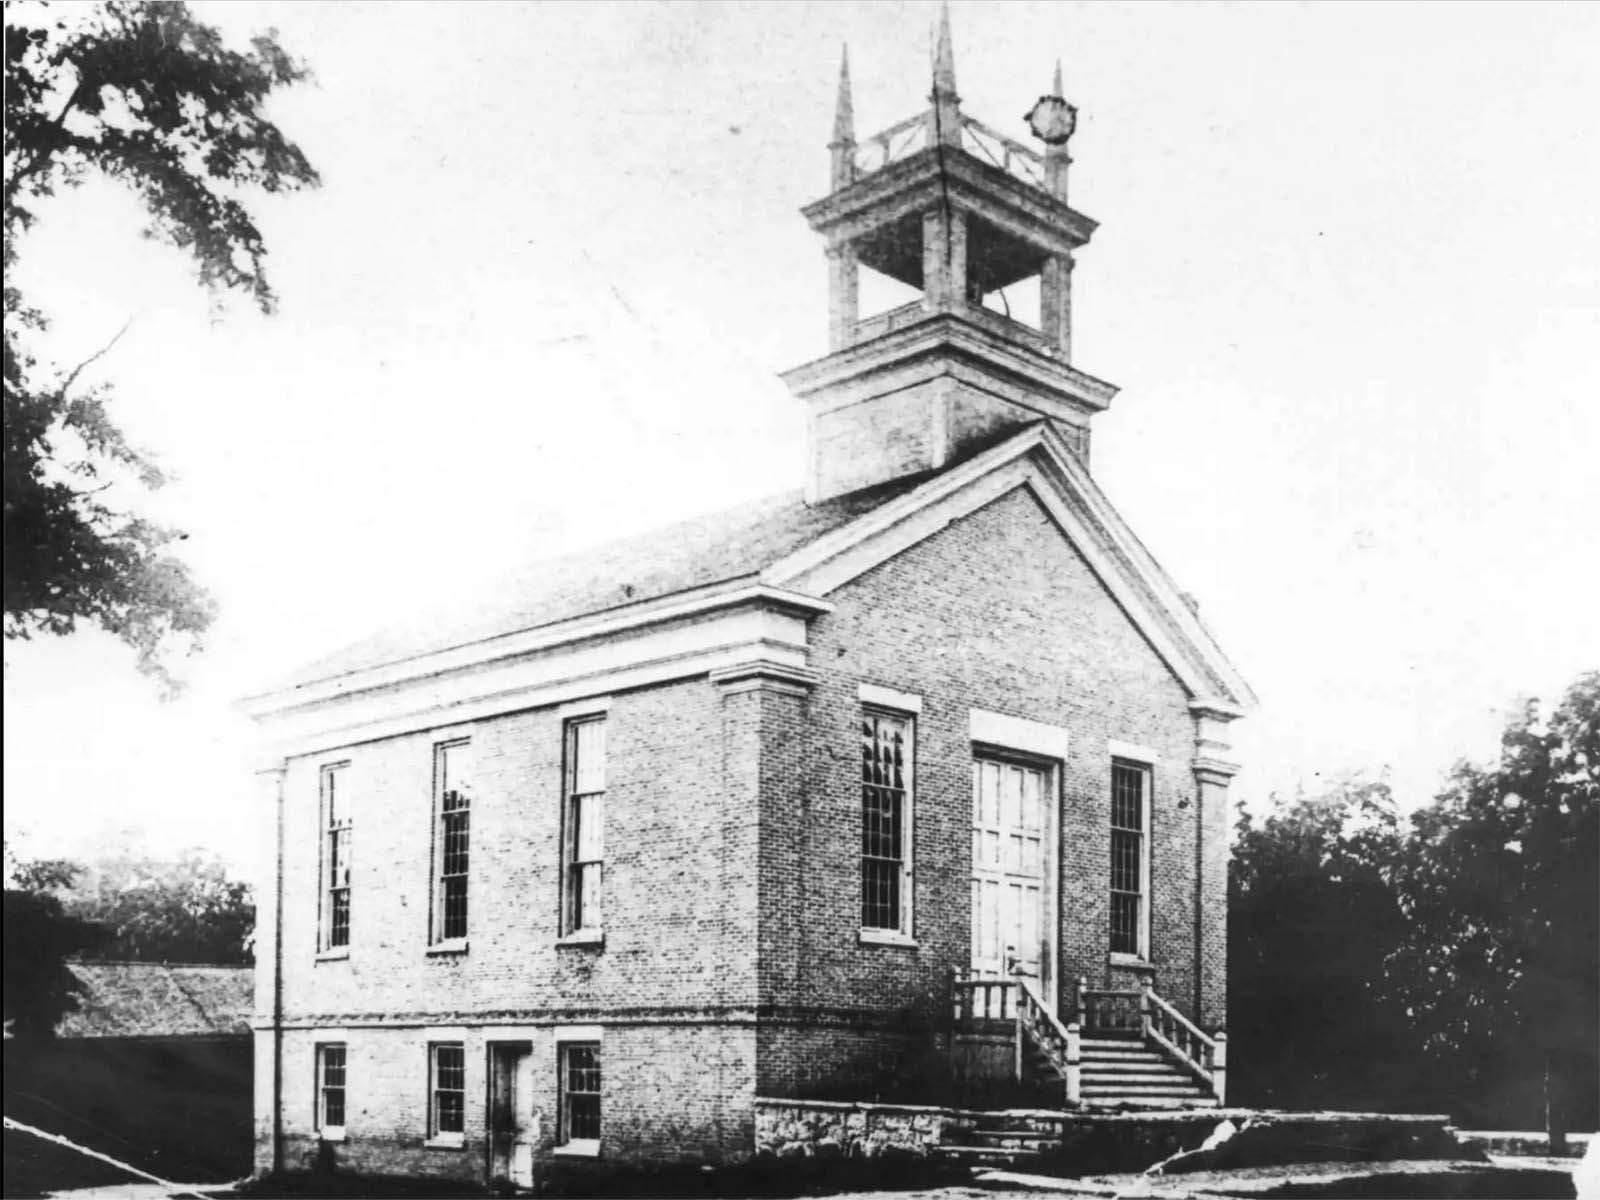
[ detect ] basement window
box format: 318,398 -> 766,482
315,1043 -> 346,1138
430,1042 -> 466,1141
558,1042 -> 601,1153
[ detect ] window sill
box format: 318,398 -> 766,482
1109,952 -> 1153,970
315,947 -> 350,963
426,939 -> 469,957
859,928 -> 917,948
423,1134 -> 466,1150
553,1139 -> 600,1158
317,1128 -> 346,1143
556,930 -> 605,949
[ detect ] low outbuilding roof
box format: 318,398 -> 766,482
56,961 -> 252,1039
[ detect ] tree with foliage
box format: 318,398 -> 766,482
2,853 -> 106,1039
4,0 -> 318,690
1228,775 -> 1410,1111
68,849 -> 254,964
1387,671 -> 1599,1145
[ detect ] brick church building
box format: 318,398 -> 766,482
245,11 -> 1253,1185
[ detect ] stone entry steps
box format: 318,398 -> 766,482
933,1110 -> 1060,1168
1078,1037 -> 1217,1110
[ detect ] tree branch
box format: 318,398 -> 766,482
3,79 -> 90,210
54,317 -> 134,403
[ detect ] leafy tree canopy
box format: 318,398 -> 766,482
2,852 -> 105,1039
1387,670 -> 1599,1134
1230,671 -> 1599,1134
68,848 -> 255,965
4,0 -> 318,691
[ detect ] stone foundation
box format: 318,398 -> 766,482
753,1099 -> 949,1158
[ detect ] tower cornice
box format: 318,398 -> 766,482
782,308 -> 1117,419
801,145 -> 1097,255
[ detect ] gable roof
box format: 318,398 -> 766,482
280,475 -> 925,691
55,961 -> 252,1040
259,423 -> 1253,717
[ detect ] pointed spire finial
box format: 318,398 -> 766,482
832,44 -> 854,146
933,1 -> 958,101
1052,59 -> 1064,99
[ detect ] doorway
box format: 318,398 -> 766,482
488,1043 -> 537,1189
970,755 -> 1057,1006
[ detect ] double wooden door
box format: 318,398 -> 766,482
970,757 -> 1054,1003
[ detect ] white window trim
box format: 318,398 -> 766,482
970,708 -> 1070,760
314,1041 -> 348,1141
556,1039 -> 602,1156
1110,756 -> 1154,962
562,716 -> 607,938
556,694 -> 612,720
858,681 -> 922,713
860,705 -> 915,940
318,761 -> 352,954
1108,738 -> 1161,764
426,1039 -> 469,1147
431,739 -> 473,946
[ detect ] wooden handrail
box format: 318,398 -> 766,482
1014,971 -> 1081,1105
1081,987 -> 1144,1035
1142,983 -> 1227,1101
951,975 -> 1015,1022
1147,988 -> 1211,1050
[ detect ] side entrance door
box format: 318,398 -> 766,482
489,1044 -> 537,1188
971,756 -> 1054,1011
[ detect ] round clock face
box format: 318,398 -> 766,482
1025,96 -> 1078,145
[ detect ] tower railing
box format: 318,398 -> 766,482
958,114 -> 1046,189
847,111 -> 1047,192
852,113 -> 929,176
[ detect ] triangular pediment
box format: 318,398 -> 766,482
763,423 -> 1256,713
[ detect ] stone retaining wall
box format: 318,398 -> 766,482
753,1099 -> 949,1158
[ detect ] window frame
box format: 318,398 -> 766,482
427,1041 -> 467,1145
560,717 -> 607,940
315,1042 -> 347,1140
556,1041 -> 602,1155
859,706 -> 915,941
1108,756 -> 1153,961
318,762 -> 352,954
430,739 -> 473,948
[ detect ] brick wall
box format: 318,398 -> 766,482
265,1024 -> 754,1179
756,484 -> 1214,1093
276,678 -> 751,1024
261,480 -> 1228,1172
266,677 -> 764,1174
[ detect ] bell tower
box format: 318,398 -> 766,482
784,7 -> 1119,503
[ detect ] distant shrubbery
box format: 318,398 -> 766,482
1231,670 -> 1599,1141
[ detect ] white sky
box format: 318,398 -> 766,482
5,1 -> 1598,881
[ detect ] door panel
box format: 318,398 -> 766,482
971,758 -> 1051,995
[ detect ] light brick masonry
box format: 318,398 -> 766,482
246,13 -> 1252,1183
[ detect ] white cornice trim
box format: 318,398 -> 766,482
242,582 -> 833,718
248,601 -> 824,761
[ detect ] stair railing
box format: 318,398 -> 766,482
1077,979 -> 1145,1035
1013,970 -> 1082,1106
1142,982 -> 1227,1103
950,974 -> 1016,1022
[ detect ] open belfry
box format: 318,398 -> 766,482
786,14 -> 1111,502
245,5 -> 1254,1182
